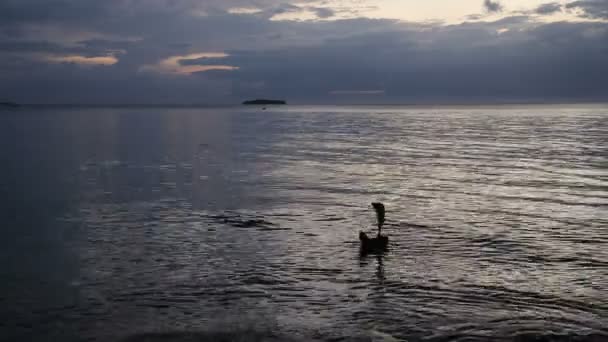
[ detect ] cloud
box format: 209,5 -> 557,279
330,90 -> 385,95
483,0 -> 503,13
179,18 -> 608,103
0,0 -> 607,104
466,14 -> 485,21
140,52 -> 239,75
535,2 -> 563,15
44,54 -> 118,66
312,7 -> 335,19
566,0 -> 608,19
267,4 -> 340,21
228,7 -> 263,15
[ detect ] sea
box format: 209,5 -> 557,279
0,104 -> 606,341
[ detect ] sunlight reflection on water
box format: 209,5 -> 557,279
0,105 -> 607,341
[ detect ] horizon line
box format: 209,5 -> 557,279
7,99 -> 608,108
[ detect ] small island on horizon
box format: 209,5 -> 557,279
0,101 -> 19,108
242,99 -> 286,105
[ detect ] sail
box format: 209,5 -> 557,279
372,202 -> 385,228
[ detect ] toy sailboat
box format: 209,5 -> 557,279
359,202 -> 389,253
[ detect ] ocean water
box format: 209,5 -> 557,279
0,105 -> 606,341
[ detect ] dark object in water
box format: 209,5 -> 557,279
242,99 -> 286,105
360,202 -> 389,253
359,231 -> 389,253
372,202 -> 385,235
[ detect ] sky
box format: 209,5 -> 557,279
0,0 -> 607,104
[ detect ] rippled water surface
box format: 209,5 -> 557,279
1,105 -> 607,341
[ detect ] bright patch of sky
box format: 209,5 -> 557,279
44,55 -> 118,66
140,53 -> 239,75
264,0 -> 595,23
1,0 -> 606,104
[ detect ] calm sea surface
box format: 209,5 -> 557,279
1,105 -> 607,341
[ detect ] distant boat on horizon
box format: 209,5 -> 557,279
242,99 -> 286,105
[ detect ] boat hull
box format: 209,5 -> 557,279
359,232 -> 389,254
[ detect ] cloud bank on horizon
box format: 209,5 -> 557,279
0,0 -> 607,104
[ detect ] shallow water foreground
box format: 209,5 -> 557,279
1,105 -> 607,341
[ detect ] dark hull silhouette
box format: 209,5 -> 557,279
359,232 -> 389,254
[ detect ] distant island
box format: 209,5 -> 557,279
0,101 -> 19,108
242,99 -> 286,105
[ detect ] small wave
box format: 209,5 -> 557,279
429,332 -> 608,342
122,330 -> 311,342
314,217 -> 347,222
206,213 -> 276,229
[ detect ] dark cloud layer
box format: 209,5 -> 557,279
1,0 -> 607,104
484,0 -> 503,13
536,2 -> 563,14
566,0 -> 608,19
